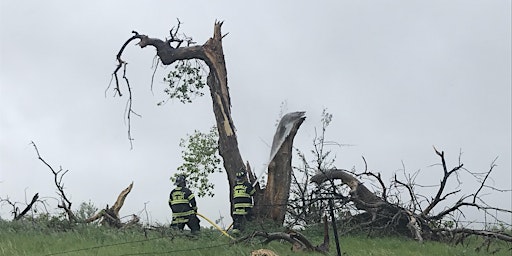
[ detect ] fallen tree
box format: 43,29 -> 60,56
310,147 -> 511,247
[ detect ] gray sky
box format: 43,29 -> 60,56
1,1 -> 510,227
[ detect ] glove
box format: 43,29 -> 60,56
193,206 -> 198,213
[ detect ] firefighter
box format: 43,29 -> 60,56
232,167 -> 256,233
169,174 -> 200,234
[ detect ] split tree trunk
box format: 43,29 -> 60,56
115,21 -> 305,223
86,182 -> 136,227
255,112 -> 306,224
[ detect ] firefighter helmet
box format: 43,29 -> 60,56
236,167 -> 246,180
174,174 -> 187,186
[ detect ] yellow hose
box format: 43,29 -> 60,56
196,212 -> 235,240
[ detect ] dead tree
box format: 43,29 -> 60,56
311,147 -> 511,247
112,20 -> 304,224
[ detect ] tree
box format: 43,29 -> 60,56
112,20 -> 304,224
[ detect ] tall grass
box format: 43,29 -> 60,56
0,219 -> 509,256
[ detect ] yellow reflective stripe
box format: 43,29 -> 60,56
187,194 -> 195,201
233,208 -> 248,215
172,217 -> 189,223
173,210 -> 194,217
234,203 -> 253,208
169,199 -> 189,205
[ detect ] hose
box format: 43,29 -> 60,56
196,212 -> 235,240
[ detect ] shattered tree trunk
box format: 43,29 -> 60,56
115,22 -> 306,223
119,21 -> 245,213
254,112 -> 306,224
201,22 -> 245,209
86,182 -> 137,227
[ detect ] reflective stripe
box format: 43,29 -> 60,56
169,199 -> 189,205
170,190 -> 187,203
170,186 -> 197,225
233,208 -> 248,215
233,181 -> 254,216
234,203 -> 253,208
173,210 -> 195,217
234,184 -> 251,198
170,187 -> 194,205
172,216 -> 189,224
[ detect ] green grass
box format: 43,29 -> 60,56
336,235 -> 508,256
0,220 -> 510,256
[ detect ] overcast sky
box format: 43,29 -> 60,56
1,1 -> 510,227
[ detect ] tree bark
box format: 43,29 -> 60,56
86,182 -> 135,228
256,112 -> 306,224
202,22 -> 244,207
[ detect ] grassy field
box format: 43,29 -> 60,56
0,220 -> 509,256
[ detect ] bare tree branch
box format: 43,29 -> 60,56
31,141 -> 77,222
422,147 -> 464,216
359,156 -> 387,201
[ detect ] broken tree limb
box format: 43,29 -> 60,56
112,182 -> 133,217
235,215 -> 330,254
86,182 -> 136,228
13,193 -> 39,221
311,169 -> 384,209
239,230 -> 328,254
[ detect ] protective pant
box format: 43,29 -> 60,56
171,214 -> 200,232
233,208 -> 253,231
